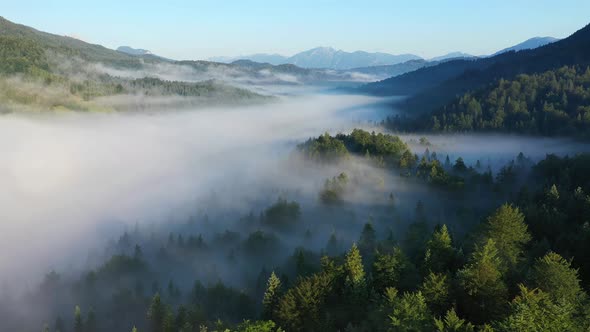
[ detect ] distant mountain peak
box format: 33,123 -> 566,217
209,47 -> 422,70
492,36 -> 560,56
287,47 -> 422,69
429,52 -> 475,62
310,46 -> 336,51
117,46 -> 153,56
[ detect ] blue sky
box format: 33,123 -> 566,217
3,0 -> 589,60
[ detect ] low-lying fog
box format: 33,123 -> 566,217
1,91 -> 589,286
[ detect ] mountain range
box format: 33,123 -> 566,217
210,47 -> 421,69
206,38 -> 560,70
0,13 -> 575,115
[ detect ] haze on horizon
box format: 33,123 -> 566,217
2,0 -> 589,61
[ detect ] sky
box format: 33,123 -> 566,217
2,0 -> 590,60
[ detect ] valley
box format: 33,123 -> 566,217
1,7 -> 590,332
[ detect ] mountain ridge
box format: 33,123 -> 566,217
492,36 -> 560,56
359,26 -> 589,111
209,46 -> 423,69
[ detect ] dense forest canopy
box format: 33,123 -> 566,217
429,66 -> 590,136
386,66 -> 590,139
4,128 -> 590,332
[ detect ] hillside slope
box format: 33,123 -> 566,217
360,23 -> 590,114
0,17 -> 271,112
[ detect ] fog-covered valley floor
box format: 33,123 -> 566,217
2,88 -> 589,287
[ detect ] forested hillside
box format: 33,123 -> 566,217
361,22 -> 590,118
0,16 -> 149,68
6,129 -> 590,332
429,66 -> 590,136
0,17 -> 272,112
386,66 -> 590,138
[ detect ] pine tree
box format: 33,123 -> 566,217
74,305 -> 84,332
483,204 -> 530,270
445,155 -> 451,169
457,239 -> 507,323
547,184 -> 560,202
388,290 -> 432,331
498,285 -> 580,331
345,243 -> 365,287
358,222 -> 376,257
434,308 -> 474,332
162,309 -> 175,332
421,272 -> 451,316
86,308 -> 97,332
530,252 -> 584,304
262,271 -> 282,320
424,224 -> 457,273
147,293 -> 165,332
325,232 -> 339,256
372,247 -> 414,293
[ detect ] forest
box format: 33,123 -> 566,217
385,66 -> 590,139
0,30 -> 267,112
4,129 -> 590,332
428,66 -> 590,136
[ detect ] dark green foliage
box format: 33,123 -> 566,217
298,132 -> 349,162
234,320 -> 285,332
96,254 -> 147,279
319,173 -> 349,205
299,129 -> 410,166
263,198 -> 301,229
427,66 -> 590,137
0,36 -> 50,74
242,231 -> 281,256
274,272 -> 334,332
342,129 -> 409,163
434,308 -> 475,332
416,157 -> 465,189
124,77 -> 263,99
372,247 -> 416,293
497,285 -> 581,332
457,239 -> 508,324
423,225 -> 459,274
482,204 -> 531,270
190,280 -> 256,323
387,289 -> 433,332
358,222 -> 377,258
529,252 -> 584,304
147,293 -> 165,332
421,272 -> 452,316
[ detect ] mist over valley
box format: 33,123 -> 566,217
1,7 -> 590,332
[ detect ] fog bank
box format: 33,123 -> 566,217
2,92 -> 590,286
